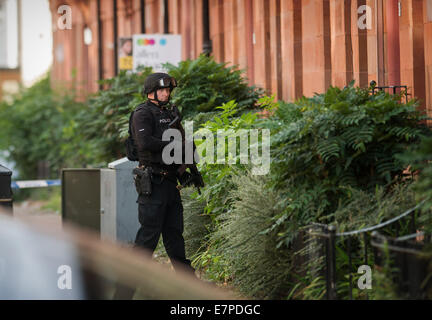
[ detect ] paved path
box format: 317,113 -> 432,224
10,200 -> 244,298
12,200 -> 62,232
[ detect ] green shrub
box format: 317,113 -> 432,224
164,54 -> 264,119
63,67 -> 153,166
398,136 -> 432,216
185,98 -> 275,289
61,54 -> 264,167
291,182 -> 419,300
328,182 -> 418,234
193,99 -> 274,222
192,243 -> 232,285
260,82 -> 431,247
0,74 -> 85,179
209,170 -> 292,299
181,187 -> 212,258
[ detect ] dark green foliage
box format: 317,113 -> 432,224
261,82 -> 431,247
188,99 -> 276,288
292,182 -> 419,300
192,99 -> 272,224
331,183 -> 420,300
4,59 -> 432,300
65,67 -> 153,165
189,110 -> 220,129
210,171 -> 293,299
181,187 -> 212,257
329,183 -> 418,234
399,136 -> 432,207
0,54 -> 263,177
61,55 -> 264,167
164,54 -> 264,119
0,75 -> 85,179
397,135 -> 432,233
188,87 -> 431,299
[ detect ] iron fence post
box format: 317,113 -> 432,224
410,212 -> 416,234
364,232 -> 369,300
347,237 -> 353,300
326,225 -> 337,300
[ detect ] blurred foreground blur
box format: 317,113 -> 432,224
0,206 -> 234,300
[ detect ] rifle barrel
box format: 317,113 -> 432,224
168,116 -> 180,127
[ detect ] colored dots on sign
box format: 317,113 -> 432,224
142,39 -> 155,45
137,38 -> 161,46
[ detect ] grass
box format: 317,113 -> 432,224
40,187 -> 61,214
13,186 -> 61,214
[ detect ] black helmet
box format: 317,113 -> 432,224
143,72 -> 177,95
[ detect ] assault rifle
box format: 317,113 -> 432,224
168,108 -> 205,194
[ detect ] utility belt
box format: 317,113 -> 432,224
133,164 -> 178,196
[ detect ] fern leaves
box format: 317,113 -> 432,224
265,82 -> 431,248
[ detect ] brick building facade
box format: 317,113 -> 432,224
0,67 -> 20,102
48,0 -> 432,114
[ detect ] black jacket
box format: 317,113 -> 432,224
132,100 -> 181,172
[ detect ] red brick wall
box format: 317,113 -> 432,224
0,68 -> 21,102
424,0 -> 432,115
50,0 -> 101,98
399,0 -> 426,111
48,0 -> 432,114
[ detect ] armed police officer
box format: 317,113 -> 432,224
131,72 -> 198,276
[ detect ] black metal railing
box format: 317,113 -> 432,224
370,80 -> 410,104
306,200 -> 430,300
371,231 -> 432,299
297,81 -> 424,299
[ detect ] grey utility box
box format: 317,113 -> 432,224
100,158 -> 139,244
0,164 -> 13,214
62,169 -> 101,233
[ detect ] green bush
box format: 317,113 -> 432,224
164,54 -> 264,119
185,98 -> 274,287
63,67 -> 153,167
209,170 -> 293,299
0,74 -> 85,179
291,182 -> 419,300
331,183 -> 418,300
193,99 -> 275,222
181,187 -> 212,258
398,136 -> 432,218
261,82 -> 431,247
61,55 -> 264,167
188,84 -> 432,299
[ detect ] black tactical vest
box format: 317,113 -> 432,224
133,101 -> 178,168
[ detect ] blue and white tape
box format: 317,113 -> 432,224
11,180 -> 61,189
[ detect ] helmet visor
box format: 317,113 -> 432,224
158,77 -> 177,89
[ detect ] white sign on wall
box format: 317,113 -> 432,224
132,34 -> 182,72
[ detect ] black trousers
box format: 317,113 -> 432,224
134,175 -> 195,274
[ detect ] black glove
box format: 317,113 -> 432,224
178,171 -> 193,187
